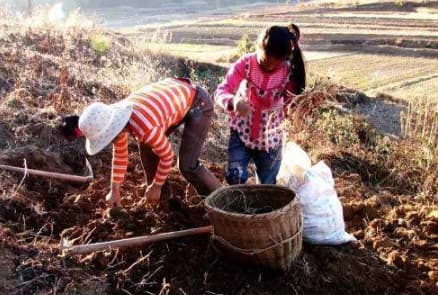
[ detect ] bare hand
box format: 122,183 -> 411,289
144,183 -> 162,208
105,183 -> 121,208
234,100 -> 251,117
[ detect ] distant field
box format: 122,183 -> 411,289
384,76 -> 438,102
122,0 -> 438,102
142,42 -> 235,63
133,21 -> 438,45
308,54 -> 438,102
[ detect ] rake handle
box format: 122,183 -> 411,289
0,164 -> 93,183
62,226 -> 213,255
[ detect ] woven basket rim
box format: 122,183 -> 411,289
205,184 -> 298,219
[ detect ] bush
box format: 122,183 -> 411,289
90,34 -> 112,55
394,0 -> 405,8
217,34 -> 255,63
237,34 -> 255,56
289,97 -> 437,195
317,109 -> 375,148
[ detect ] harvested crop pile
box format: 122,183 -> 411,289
0,22 -> 437,295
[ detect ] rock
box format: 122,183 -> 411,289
412,239 -> 428,249
353,229 -> 364,239
421,221 -> 438,235
387,250 -> 406,268
372,237 -> 393,250
368,218 -> 386,229
343,204 -> 355,220
428,271 -> 438,281
394,228 -> 416,240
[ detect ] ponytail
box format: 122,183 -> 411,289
287,23 -> 306,94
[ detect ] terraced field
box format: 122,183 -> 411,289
388,76 -> 438,102
1,2 -> 437,294
123,0 -> 438,102
308,54 -> 438,101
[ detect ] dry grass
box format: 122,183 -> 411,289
385,75 -> 438,103
283,80 -> 438,291
308,54 -> 438,102
286,80 -> 340,131
400,99 -> 438,171
0,5 -> 96,32
119,2 -> 437,106
286,78 -> 438,196
0,3 -> 438,293
137,42 -> 234,64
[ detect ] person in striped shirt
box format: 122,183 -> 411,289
61,78 -> 222,207
215,24 -> 306,185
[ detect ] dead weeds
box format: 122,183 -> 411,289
0,19 -> 436,295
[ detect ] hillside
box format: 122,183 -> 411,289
0,3 -> 437,295
124,0 -> 438,104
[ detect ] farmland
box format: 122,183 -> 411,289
123,0 -> 438,102
0,1 -> 437,294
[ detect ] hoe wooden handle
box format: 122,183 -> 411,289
61,226 -> 213,255
0,164 -> 93,183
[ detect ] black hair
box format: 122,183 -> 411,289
259,26 -> 293,59
287,23 -> 306,94
259,24 -> 306,94
59,115 -> 80,139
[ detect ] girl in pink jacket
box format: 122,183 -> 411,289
215,24 -> 306,185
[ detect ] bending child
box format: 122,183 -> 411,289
61,78 -> 222,207
215,24 -> 306,185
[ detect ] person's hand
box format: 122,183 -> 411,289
105,183 -> 121,208
234,99 -> 251,117
144,183 -> 162,208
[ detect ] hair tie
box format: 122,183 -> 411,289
74,127 -> 84,138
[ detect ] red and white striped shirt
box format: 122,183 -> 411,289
111,78 -> 196,185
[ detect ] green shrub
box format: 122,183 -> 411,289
316,109 -> 376,148
5,97 -> 23,109
394,0 -> 405,7
237,34 -> 255,56
218,34 -> 255,63
90,34 -> 112,55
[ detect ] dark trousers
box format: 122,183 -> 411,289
139,86 -> 222,195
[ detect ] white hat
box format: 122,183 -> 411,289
79,101 -> 133,155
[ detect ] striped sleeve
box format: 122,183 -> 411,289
144,127 -> 174,185
111,131 -> 129,184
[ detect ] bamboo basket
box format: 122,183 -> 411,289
205,185 -> 303,271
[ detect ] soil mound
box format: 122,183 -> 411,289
0,25 -> 436,294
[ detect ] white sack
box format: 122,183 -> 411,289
278,143 -> 356,245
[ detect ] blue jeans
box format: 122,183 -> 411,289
225,130 -> 282,185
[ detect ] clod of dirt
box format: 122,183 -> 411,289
1,16 -> 437,294
387,250 -> 407,268
0,248 -> 19,294
0,121 -> 13,148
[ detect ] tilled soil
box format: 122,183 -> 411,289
0,145 -> 436,294
0,24 -> 437,295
